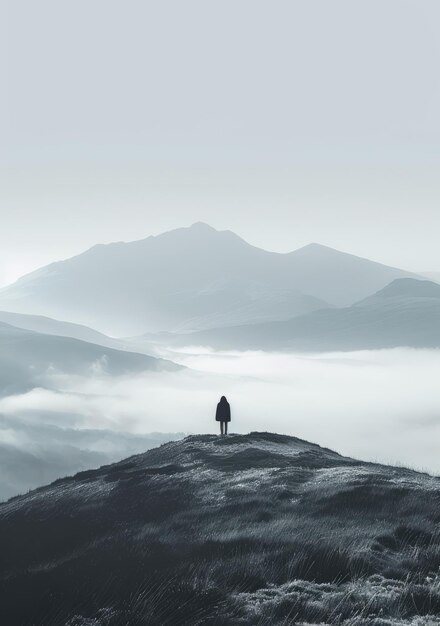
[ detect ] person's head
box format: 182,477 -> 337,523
220,395 -> 227,403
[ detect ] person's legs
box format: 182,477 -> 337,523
225,422 -> 228,435
220,421 -> 224,435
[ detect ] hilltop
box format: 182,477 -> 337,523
1,432 -> 440,625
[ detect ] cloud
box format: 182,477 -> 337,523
1,347 -> 440,500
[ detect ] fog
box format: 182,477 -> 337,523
1,347 -> 440,500
3,2 -> 440,282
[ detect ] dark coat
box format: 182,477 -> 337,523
216,398 -> 231,422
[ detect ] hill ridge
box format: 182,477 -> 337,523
2,431 -> 433,508
360,276 -> 440,301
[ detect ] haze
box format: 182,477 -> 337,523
2,1 -> 440,503
2,0 -> 440,285
1,346 -> 440,500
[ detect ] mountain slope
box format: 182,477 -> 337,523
356,276 -> 440,303
0,429 -> 185,503
0,223 -> 417,335
1,432 -> 440,625
159,278 -> 440,352
284,241 -> 419,306
0,322 -> 179,395
0,309 -> 118,347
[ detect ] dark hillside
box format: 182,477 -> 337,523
1,433 -> 440,625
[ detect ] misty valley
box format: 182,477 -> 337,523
1,224 -> 440,625
5,3 -> 440,622
1,224 -> 439,499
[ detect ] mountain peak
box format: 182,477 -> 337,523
292,242 -> 375,259
370,277 -> 440,299
298,242 -> 331,251
182,222 -> 243,241
153,221 -> 243,243
188,221 -> 217,231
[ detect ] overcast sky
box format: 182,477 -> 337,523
2,0 -> 440,286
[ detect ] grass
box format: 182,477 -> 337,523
1,433 -> 440,625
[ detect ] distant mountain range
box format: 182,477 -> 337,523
152,278 -> 440,351
0,223 -> 418,336
0,322 -> 179,395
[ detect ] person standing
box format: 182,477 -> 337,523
215,396 -> 231,435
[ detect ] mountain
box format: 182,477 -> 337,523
277,240 -> 419,306
0,223 -> 417,335
357,276 -> 440,303
0,322 -> 179,395
0,309 -> 118,347
156,278 -> 440,352
1,432 -> 440,625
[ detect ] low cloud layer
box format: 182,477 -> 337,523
1,347 -> 440,500
165,347 -> 440,471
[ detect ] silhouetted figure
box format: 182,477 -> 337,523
216,396 -> 231,435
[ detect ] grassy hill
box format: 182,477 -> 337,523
1,433 -> 440,625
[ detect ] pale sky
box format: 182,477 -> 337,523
1,0 -> 440,286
